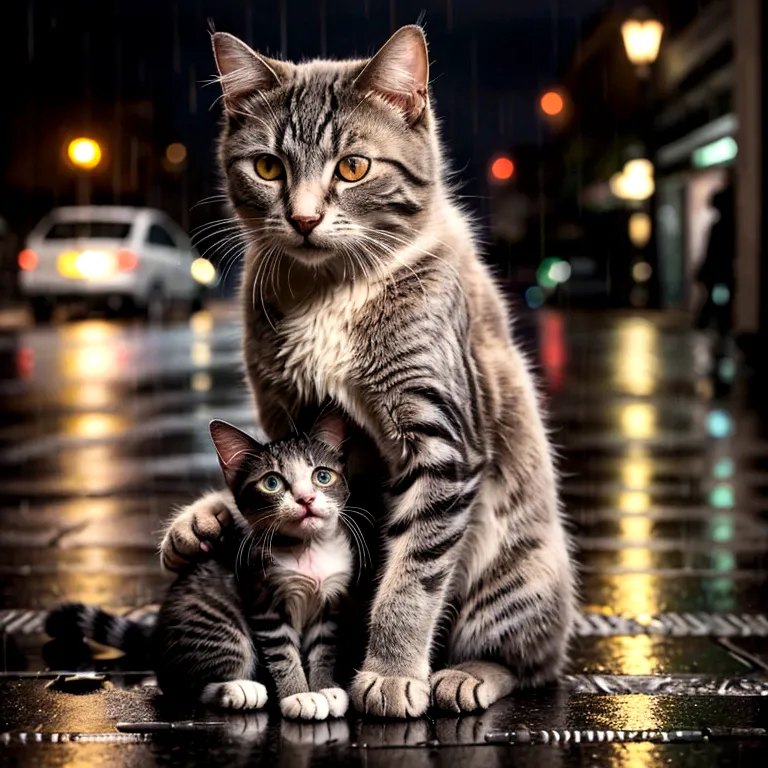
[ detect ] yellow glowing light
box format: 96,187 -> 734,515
165,142 -> 187,165
619,490 -> 650,514
620,515 -> 652,541
632,261 -> 653,283
64,413 -> 126,439
191,371 -> 212,392
628,212 -> 652,248
622,18 -> 664,67
68,138 -> 102,170
621,457 -> 652,489
614,319 -> 658,396
190,310 -> 213,335
620,403 -> 656,439
192,341 -> 211,367
610,159 -> 655,201
191,257 -> 216,285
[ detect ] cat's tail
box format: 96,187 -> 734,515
45,602 -> 156,656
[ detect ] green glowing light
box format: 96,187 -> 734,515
713,457 -> 734,480
692,137 -> 737,168
707,409 -> 733,439
709,484 -> 734,509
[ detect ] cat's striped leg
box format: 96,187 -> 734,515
304,613 -> 348,718
433,524 -> 573,712
349,377 -> 485,718
251,613 -> 331,721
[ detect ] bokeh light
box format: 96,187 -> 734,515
166,142 -> 188,165
490,156 -> 515,181
67,138 -> 102,170
540,91 -> 564,116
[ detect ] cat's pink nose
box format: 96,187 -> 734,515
296,493 -> 316,509
290,214 -> 323,236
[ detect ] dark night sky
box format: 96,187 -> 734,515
1,0 -> 631,236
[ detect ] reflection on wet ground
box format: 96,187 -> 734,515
2,307 -> 768,764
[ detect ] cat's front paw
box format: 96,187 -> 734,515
319,687 -> 349,718
200,680 -> 267,710
280,692 -> 331,721
350,671 -> 429,718
160,492 -> 232,571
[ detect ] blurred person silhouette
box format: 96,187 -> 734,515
695,181 -> 735,337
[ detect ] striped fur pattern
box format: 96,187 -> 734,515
52,424 -> 355,719
162,25 -> 577,717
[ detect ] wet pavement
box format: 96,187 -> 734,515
2,305 -> 768,765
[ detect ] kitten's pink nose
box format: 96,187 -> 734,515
290,214 -> 323,236
295,492 -> 316,509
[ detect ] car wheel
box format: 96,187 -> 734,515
31,298 -> 54,324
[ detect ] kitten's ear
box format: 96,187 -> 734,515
209,420 -> 264,489
212,32 -> 285,109
311,413 -> 346,454
354,25 -> 429,125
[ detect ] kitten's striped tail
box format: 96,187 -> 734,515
45,602 -> 155,656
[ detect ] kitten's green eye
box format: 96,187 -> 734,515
336,156 -> 370,182
258,473 -> 284,493
255,155 -> 285,181
313,468 -> 337,487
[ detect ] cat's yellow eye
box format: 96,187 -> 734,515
258,473 -> 284,494
312,468 -> 338,487
254,155 -> 285,181
335,156 -> 370,182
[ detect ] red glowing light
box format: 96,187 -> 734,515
18,249 -> 38,271
491,157 -> 515,181
540,91 -> 564,116
117,248 -> 139,271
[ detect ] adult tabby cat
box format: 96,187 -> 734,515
162,25 -> 576,717
49,421 -> 353,720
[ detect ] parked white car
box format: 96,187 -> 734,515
19,206 -> 211,321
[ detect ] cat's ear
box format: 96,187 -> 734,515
354,25 -> 429,125
212,32 -> 285,109
209,419 -> 264,489
311,413 -> 346,454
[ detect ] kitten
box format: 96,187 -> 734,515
47,420 -> 354,720
162,25 -> 577,718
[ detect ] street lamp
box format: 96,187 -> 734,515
67,138 -> 102,170
621,12 -> 664,76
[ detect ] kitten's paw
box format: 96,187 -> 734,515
318,687 -> 349,718
161,492 -> 232,571
200,680 -> 268,710
280,692 -> 331,721
430,661 -> 514,713
350,671 -> 429,718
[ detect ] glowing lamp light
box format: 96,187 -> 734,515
610,159 -> 654,201
18,249 -> 38,271
165,142 -> 188,165
191,257 -> 216,285
68,138 -> 102,170
621,18 -> 664,67
629,212 -> 652,248
540,91 -> 564,117
632,261 -> 653,283
490,156 -> 515,181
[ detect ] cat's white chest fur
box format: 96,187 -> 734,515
271,535 -> 352,631
276,282 -> 374,405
